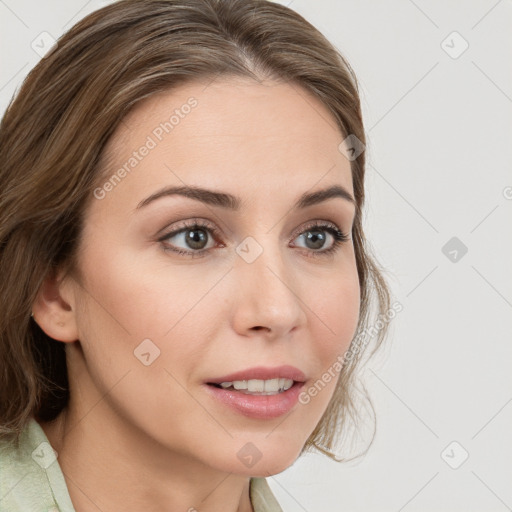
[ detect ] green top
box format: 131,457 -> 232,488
0,417 -> 283,511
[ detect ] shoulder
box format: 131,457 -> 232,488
250,476 -> 283,512
0,417 -> 74,511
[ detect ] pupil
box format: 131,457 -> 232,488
186,229 -> 207,249
306,230 -> 325,249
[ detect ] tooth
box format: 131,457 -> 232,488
222,378 -> 295,393
247,379 -> 264,392
264,378 -> 280,392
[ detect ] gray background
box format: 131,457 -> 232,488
1,1 -> 511,511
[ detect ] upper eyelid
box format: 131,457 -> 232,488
160,218 -> 342,232
159,219 -> 222,239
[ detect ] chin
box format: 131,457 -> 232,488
218,437 -> 305,477
249,456 -> 299,477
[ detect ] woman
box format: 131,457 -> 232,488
0,1 -> 390,510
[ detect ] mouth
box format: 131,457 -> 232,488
204,365 -> 307,419
207,378 -> 296,395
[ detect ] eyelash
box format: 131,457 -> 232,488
157,218 -> 350,260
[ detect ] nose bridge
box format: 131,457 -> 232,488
232,232 -> 304,335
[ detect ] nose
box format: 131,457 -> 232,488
230,237 -> 306,340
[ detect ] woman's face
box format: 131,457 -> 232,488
62,77 -> 360,475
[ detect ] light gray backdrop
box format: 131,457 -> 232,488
1,1 -> 511,511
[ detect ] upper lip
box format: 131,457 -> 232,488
206,365 -> 307,384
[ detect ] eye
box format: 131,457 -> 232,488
158,219 -> 222,258
291,221 -> 350,258
158,218 -> 350,259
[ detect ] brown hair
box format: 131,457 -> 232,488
0,0 -> 390,458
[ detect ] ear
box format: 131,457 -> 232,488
32,267 -> 79,343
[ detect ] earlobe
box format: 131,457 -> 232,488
31,268 -> 79,343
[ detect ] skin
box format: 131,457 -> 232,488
34,77 -> 360,512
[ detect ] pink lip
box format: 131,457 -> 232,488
204,381 -> 305,419
204,365 -> 307,419
206,365 -> 307,384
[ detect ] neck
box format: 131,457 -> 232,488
40,397 -> 254,512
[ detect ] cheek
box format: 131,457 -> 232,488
298,264 -> 360,411
75,237 -> 209,340
70,250 -> 216,447
71,241 -> 224,401
311,266 -> 361,359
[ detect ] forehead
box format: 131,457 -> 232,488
96,77 -> 354,212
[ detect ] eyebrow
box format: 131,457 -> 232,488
136,184 -> 355,211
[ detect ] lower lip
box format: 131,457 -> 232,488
204,382 -> 305,419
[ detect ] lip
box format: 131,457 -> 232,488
205,365 -> 307,384
204,365 -> 307,419
204,380 -> 305,419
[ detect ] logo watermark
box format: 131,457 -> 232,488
93,97 -> 198,200
298,301 -> 403,405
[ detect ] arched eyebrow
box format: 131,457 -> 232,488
135,184 -> 355,211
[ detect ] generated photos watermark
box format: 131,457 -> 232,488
93,97 -> 198,200
298,301 -> 403,405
